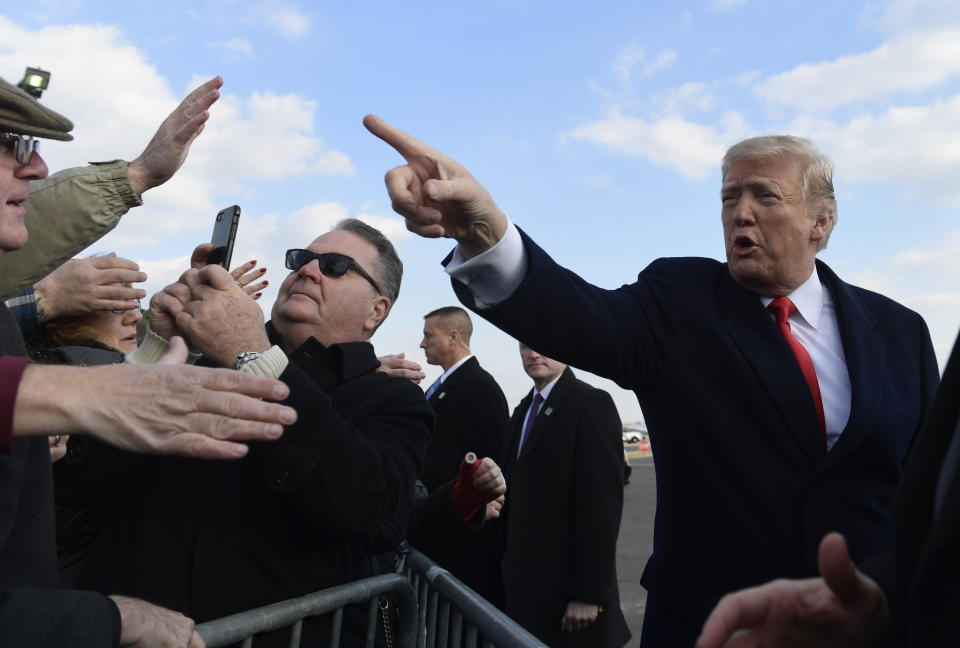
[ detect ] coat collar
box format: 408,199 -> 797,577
266,320 -> 379,391
429,356 -> 480,403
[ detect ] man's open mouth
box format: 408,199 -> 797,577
734,236 -> 756,251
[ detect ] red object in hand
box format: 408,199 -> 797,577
451,452 -> 491,521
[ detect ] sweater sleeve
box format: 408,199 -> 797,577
0,161 -> 142,299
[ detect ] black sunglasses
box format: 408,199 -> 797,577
285,249 -> 382,295
0,132 -> 39,165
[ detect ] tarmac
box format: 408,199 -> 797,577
618,450 -> 656,645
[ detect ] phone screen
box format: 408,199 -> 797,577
208,205 -> 241,269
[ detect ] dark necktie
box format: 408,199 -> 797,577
424,377 -> 441,400
768,297 -> 826,445
517,392 -> 544,456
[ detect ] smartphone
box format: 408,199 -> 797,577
208,205 -> 241,269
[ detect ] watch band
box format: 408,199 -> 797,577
234,350 -> 265,371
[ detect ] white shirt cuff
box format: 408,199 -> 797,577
444,220 -> 527,307
125,326 -> 201,365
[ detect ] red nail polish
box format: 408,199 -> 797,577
259,267 -> 267,274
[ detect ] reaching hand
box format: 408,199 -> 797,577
472,457 -> 506,498
110,595 -> 205,648
70,337 -> 293,459
484,494 -> 505,521
127,76 -> 223,196
231,259 -> 269,300
561,600 -> 601,632
176,264 -> 271,367
34,254 -> 146,321
376,352 -> 426,383
363,114 -> 508,258
696,533 -> 889,648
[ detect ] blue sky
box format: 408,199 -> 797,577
2,0 -> 959,424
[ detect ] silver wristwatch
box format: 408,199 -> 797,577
234,351 -> 265,371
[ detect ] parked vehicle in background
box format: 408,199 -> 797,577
622,424 -> 648,444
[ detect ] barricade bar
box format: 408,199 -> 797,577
196,573 -> 416,647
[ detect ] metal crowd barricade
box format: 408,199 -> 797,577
404,549 -> 547,648
195,573 -> 416,648
194,548 -> 546,648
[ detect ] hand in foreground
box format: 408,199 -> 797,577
377,352 -> 426,383
231,259 -> 268,300
34,254 -> 147,321
176,265 -> 271,366
696,533 -> 889,648
148,243 -> 246,343
472,456 -> 506,498
16,337 -> 296,460
363,114 -> 508,258
561,600 -> 601,632
110,595 -> 204,648
485,494 -> 505,521
49,434 -> 69,462
127,76 -> 223,195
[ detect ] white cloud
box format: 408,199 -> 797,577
209,37 -> 254,59
578,174 -> 613,188
564,107 -> 749,180
613,43 -> 645,86
794,94 -> 960,204
641,50 -> 677,78
859,0 -> 960,32
708,0 -> 748,11
755,27 -> 960,111
651,81 -> 718,115
0,18 -> 354,264
264,5 -> 311,40
843,229 -> 960,366
612,44 -> 677,86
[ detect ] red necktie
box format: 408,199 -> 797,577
767,297 -> 826,445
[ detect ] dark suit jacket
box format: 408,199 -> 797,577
879,330 -> 960,646
414,356 -> 507,590
451,230 -> 939,646
491,368 -> 630,647
75,327 -> 433,647
420,356 -> 508,490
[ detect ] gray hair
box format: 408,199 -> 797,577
722,135 -> 838,251
333,218 -> 403,306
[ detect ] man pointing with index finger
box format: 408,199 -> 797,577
365,114 -> 938,646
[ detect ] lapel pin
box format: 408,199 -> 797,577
544,407 -> 553,416
438,392 -> 446,400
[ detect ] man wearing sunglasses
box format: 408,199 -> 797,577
0,77 -> 298,647
82,218 -> 433,646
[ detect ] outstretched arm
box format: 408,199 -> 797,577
696,533 -> 889,648
11,337 -> 296,460
126,76 -> 223,196
363,114 -> 508,259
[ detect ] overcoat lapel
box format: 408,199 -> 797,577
429,356 -> 479,406
717,269 -> 826,466
815,261 -> 886,471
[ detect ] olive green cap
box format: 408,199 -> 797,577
0,76 -> 73,141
